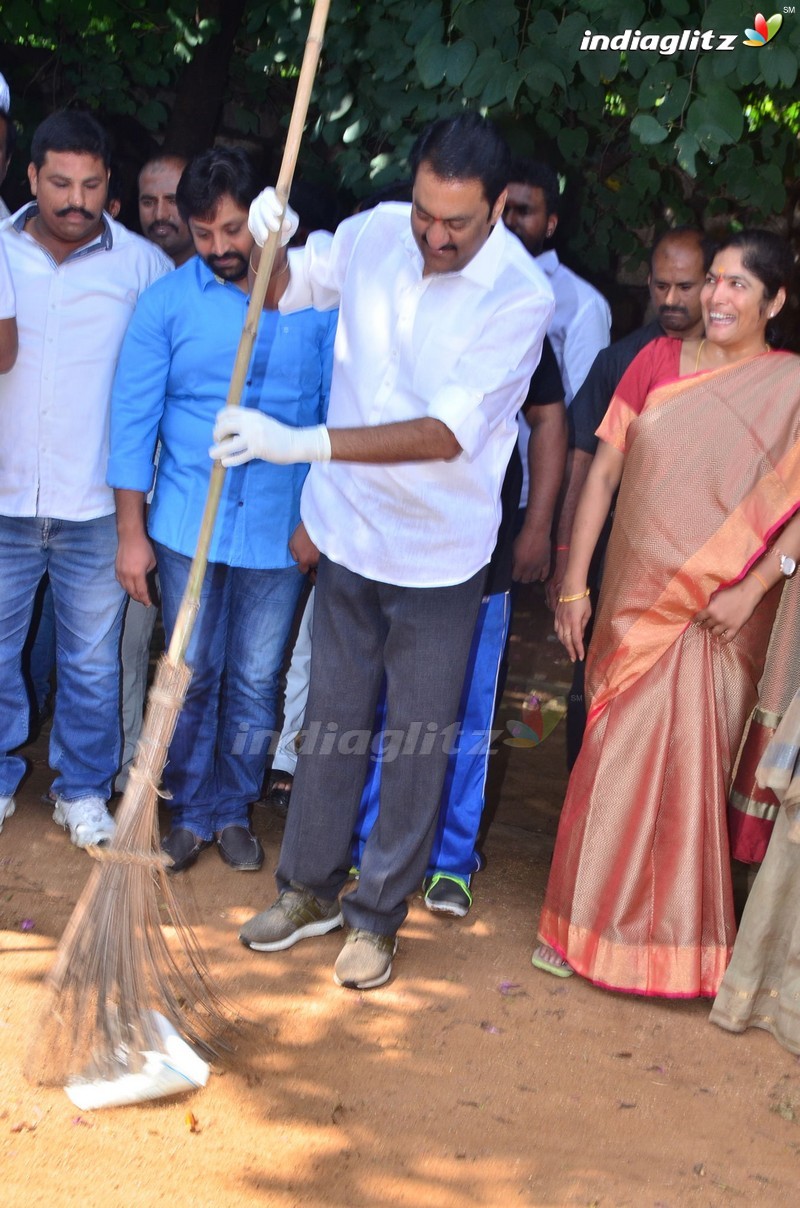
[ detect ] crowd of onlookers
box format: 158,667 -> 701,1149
2,76 -> 800,1046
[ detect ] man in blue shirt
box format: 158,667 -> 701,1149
108,148 -> 335,872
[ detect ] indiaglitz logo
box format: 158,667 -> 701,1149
580,11 -> 789,55
505,693 -> 565,748
743,12 -> 783,44
580,28 -> 740,54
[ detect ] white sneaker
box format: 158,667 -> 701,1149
53,795 -> 116,848
0,794 -> 15,834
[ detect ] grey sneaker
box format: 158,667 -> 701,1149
333,928 -> 398,990
53,795 -> 116,848
239,889 -> 343,952
0,794 -> 15,834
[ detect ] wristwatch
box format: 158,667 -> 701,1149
776,548 -> 797,578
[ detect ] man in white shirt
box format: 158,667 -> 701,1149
0,72 -> 14,222
0,241 -> 15,372
0,110 -> 171,847
503,157 -> 611,533
211,113 -> 554,989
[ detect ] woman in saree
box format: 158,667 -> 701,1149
532,230 -> 800,998
710,687 -> 800,1050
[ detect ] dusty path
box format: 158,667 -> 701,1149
2,587 -> 799,1207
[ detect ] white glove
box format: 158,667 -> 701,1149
248,187 -> 300,248
210,407 -> 331,467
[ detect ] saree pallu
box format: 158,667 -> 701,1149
539,352 -> 800,998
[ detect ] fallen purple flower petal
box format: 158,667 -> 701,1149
20,919 -> 35,932
480,1021 -> 502,1034
498,981 -> 522,996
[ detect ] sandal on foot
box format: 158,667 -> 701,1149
531,943 -> 574,978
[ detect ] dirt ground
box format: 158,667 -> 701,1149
2,585 -> 800,1207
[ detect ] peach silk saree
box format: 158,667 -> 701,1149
539,341 -> 800,998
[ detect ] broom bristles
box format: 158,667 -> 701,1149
27,654 -> 242,1088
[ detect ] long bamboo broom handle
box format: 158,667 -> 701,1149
167,0 -> 332,665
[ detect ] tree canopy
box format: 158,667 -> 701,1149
2,1 -> 799,276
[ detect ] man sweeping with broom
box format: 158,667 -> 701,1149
211,111 -> 554,990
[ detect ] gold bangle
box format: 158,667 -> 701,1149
558,588 -> 591,604
750,570 -> 770,593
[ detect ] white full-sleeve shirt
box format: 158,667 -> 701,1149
0,206 -> 172,521
517,247 -> 611,507
280,203 -> 554,588
0,233 -> 13,318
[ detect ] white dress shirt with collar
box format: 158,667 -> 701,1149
280,202 -> 554,588
535,248 -> 611,406
517,246 -> 611,508
0,235 -> 13,317
0,205 -> 172,522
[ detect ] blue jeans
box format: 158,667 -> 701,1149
0,514 -> 127,801
25,576 -> 56,714
156,543 -> 304,838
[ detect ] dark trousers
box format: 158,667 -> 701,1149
276,555 -> 485,934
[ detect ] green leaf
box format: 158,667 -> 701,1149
416,37 -> 448,89
770,47 -> 798,89
638,63 -> 677,109
655,77 -> 689,123
524,60 -> 567,97
579,50 -> 621,87
557,126 -> 589,160
481,69 -> 510,109
404,2 -> 443,46
675,131 -> 700,176
630,113 -> 669,145
526,8 -> 559,41
444,39 -> 478,87
452,0 -> 489,44
505,69 -> 524,107
461,48 -> 504,99
698,83 -> 744,142
628,159 -> 661,197
343,116 -> 369,145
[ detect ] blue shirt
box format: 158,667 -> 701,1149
108,256 -> 336,568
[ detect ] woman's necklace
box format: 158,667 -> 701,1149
694,339 -> 705,372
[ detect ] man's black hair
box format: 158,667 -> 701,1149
0,109 -> 16,163
507,157 -> 560,217
176,147 -> 261,223
650,226 -> 717,274
30,110 -> 111,169
409,112 -> 511,210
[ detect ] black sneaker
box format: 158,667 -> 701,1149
422,873 -> 472,918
